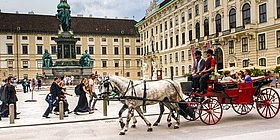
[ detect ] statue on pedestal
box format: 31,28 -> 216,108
57,0 -> 71,32
42,49 -> 53,68
79,50 -> 91,67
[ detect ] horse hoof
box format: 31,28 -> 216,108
153,123 -> 158,126
120,122 -> 125,129
174,126 -> 179,129
119,132 -> 125,135
131,125 -> 136,128
168,123 -> 172,128
147,128 -> 153,132
124,129 -> 128,132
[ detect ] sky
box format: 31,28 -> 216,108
0,0 -> 164,21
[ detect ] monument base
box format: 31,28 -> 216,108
42,66 -> 92,85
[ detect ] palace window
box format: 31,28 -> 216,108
229,8 -> 236,29
102,46 -> 107,55
181,13 -> 185,23
204,0 -> 208,12
195,22 -> 200,39
229,40 -> 234,54
126,72 -> 130,77
258,34 -> 266,50
160,24 -> 163,32
37,45 -> 43,54
102,38 -> 106,42
37,37 -> 42,40
89,38 -> 94,42
125,47 -> 130,55
181,51 -> 185,61
114,60 -> 119,68
189,30 -> 192,41
259,4 -> 267,23
182,66 -> 185,75
89,45 -> 94,54
114,46 -> 119,55
188,9 -> 192,20
195,5 -> 199,16
7,36 -> 12,39
23,61 -> 28,68
259,58 -> 266,66
7,45 -> 13,54
182,33 -> 186,44
188,65 -> 192,73
165,38 -> 168,49
170,54 -> 173,63
215,14 -> 222,34
51,45 -> 56,54
277,56 -> 280,64
22,45 -> 28,54
37,61 -> 42,69
102,60 -> 107,68
76,46 -> 81,55
175,52 -> 178,62
175,67 -> 179,76
136,59 -> 141,67
22,36 -> 28,40
164,55 -> 167,64
188,50 -> 191,61
242,37 -> 249,52
8,61 -> 13,68
125,39 -> 130,43
165,68 -> 168,76
165,21 -> 167,30
125,60 -> 130,68
160,40 -> 163,50
215,0 -> 220,7
170,37 -> 173,48
278,0 -> 280,18
243,60 -> 249,68
204,19 -> 209,36
137,47 -> 141,55
160,56 -> 163,64
170,19 -> 173,28
277,30 -> 280,48
176,35 -> 179,46
242,3 -> 251,25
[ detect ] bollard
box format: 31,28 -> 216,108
9,104 -> 15,124
59,101 -> 64,120
103,95 -> 108,116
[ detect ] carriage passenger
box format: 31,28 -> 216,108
191,50 -> 205,92
221,71 -> 235,82
238,69 -> 252,83
199,49 -> 216,94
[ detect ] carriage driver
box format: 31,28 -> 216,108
191,50 -> 205,92
199,49 -> 216,94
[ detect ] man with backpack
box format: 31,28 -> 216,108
43,77 -> 61,118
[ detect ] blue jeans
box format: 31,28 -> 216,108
200,73 -> 211,92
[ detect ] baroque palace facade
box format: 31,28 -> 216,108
0,12 -> 141,80
137,0 -> 280,79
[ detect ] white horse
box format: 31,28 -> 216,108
99,76 -> 182,135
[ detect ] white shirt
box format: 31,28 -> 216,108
89,79 -> 94,91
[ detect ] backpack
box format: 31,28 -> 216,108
0,85 -> 7,102
75,84 -> 82,95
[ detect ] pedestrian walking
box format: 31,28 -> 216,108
37,78 -> 42,91
6,76 -> 20,119
74,78 -> 92,115
42,77 -> 61,118
88,74 -> 98,111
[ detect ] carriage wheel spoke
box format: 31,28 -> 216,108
210,114 -> 215,124
268,105 -> 276,116
203,114 -> 210,122
212,113 -> 220,120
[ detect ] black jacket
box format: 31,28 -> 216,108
50,82 -> 61,98
6,84 -> 17,103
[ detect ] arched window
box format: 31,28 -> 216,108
215,14 -> 222,34
242,3 -> 251,25
204,19 -> 209,36
229,8 -> 236,29
277,56 -> 280,64
243,60 -> 249,68
259,58 -> 266,66
195,22 -> 200,39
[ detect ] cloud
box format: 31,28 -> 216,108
69,0 -> 150,20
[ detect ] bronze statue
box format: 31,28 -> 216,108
57,0 -> 71,32
79,50 -> 91,67
42,49 -> 53,68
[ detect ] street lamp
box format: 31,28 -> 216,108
121,30 -> 125,77
212,39 -> 221,72
16,27 -> 21,79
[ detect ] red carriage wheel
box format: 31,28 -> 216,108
199,98 -> 223,125
232,104 -> 253,115
256,88 -> 280,119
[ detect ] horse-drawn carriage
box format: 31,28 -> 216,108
98,75 -> 280,135
180,75 -> 280,125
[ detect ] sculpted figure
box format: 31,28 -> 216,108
79,50 -> 91,67
42,49 -> 53,68
57,0 -> 71,32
